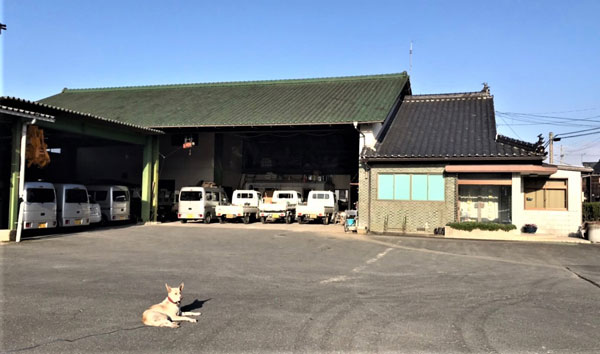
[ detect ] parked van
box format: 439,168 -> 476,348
22,182 -> 57,229
87,185 -> 131,223
178,186 -> 227,223
54,184 -> 91,227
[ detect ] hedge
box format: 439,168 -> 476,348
583,202 -> 600,222
446,222 -> 517,232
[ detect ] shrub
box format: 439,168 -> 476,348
583,202 -> 600,222
446,222 -> 517,232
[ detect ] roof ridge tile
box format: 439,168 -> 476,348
62,72 -> 409,93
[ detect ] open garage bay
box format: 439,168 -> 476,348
2,225 -> 600,353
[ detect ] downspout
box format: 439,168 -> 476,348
353,122 -> 370,233
16,119 -> 34,242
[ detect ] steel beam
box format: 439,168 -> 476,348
141,136 -> 153,222
151,136 -> 159,222
36,118 -> 147,145
8,120 -> 22,230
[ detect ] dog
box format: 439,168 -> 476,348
142,282 -> 201,328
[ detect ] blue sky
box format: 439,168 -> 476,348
2,0 -> 599,164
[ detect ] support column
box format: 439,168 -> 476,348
141,136 -> 153,222
8,120 -> 23,231
151,136 -> 160,222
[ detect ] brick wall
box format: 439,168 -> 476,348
358,164 -> 457,234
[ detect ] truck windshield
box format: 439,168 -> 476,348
180,191 -> 202,201
66,189 -> 89,203
27,188 -> 55,203
113,190 -> 129,202
277,193 -> 293,199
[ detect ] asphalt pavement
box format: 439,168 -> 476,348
2,223 -> 600,353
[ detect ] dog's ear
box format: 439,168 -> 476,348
165,283 -> 171,292
179,282 -> 184,291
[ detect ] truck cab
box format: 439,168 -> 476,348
216,190 -> 261,224
259,190 -> 303,223
296,190 -> 338,224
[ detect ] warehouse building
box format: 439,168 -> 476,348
39,73 -> 411,211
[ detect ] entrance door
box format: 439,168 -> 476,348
459,185 -> 511,223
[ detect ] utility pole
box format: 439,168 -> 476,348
560,145 -> 564,165
549,132 -> 554,164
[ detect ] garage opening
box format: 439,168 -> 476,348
158,125 -> 359,213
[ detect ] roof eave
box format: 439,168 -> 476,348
361,155 -> 545,163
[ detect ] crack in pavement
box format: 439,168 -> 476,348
565,267 -> 600,289
6,325 -> 148,352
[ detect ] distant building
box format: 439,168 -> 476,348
583,160 -> 600,202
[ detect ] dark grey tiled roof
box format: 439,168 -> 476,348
583,160 -> 600,173
363,91 -> 546,161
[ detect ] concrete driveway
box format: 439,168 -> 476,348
2,223 -> 600,353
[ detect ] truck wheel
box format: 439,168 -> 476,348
323,215 -> 330,225
243,214 -> 250,224
181,219 -> 187,224
204,213 -> 211,224
261,216 -> 266,224
219,217 -> 225,224
285,214 -> 292,224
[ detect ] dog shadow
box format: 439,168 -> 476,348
181,298 -> 211,312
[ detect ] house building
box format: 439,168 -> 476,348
358,88 -> 586,236
582,160 -> 600,202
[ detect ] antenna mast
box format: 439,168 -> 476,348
409,41 -> 413,76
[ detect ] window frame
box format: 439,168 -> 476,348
377,173 -> 445,202
523,177 -> 568,211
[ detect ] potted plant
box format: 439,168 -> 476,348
522,224 -> 537,234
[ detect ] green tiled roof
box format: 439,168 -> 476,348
38,73 -> 409,128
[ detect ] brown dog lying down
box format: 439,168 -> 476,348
142,283 -> 201,328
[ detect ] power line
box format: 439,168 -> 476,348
556,126 -> 600,136
497,114 -> 522,140
496,111 -> 600,124
559,130 -> 600,139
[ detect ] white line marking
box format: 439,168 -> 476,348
321,247 -> 395,284
320,275 -> 351,284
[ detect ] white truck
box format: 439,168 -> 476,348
22,182 -> 57,230
296,190 -> 338,225
177,186 -> 227,224
216,190 -> 261,224
259,190 -> 303,224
